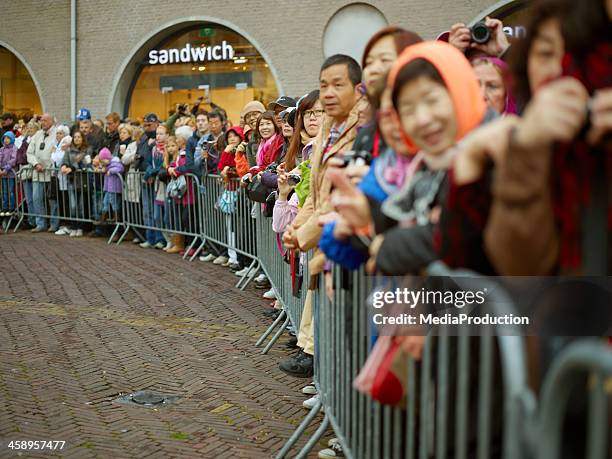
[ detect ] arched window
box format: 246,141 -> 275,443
0,46 -> 42,118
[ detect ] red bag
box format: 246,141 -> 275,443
370,340 -> 409,406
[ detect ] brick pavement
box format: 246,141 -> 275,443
0,232 -> 327,458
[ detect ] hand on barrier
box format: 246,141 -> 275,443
283,226 -> 299,250
35,164 -> 44,173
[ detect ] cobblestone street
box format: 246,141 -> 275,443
0,232 -> 323,458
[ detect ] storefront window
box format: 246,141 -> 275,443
0,46 -> 42,118
127,24 -> 279,125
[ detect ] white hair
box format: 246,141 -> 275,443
56,124 -> 70,136
174,125 -> 193,142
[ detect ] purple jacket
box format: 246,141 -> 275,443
104,157 -> 124,193
0,145 -> 18,173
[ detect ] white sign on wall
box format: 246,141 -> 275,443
148,41 -> 235,65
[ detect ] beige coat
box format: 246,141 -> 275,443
26,126 -> 58,182
294,102 -> 362,275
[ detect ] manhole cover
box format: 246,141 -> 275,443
113,390 -> 181,408
132,391 -> 164,405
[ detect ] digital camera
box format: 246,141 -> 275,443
471,21 -> 491,44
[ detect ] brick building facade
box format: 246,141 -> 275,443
0,0 -> 517,123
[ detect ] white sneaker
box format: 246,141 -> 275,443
263,288 -> 276,300
55,227 -> 70,235
69,230 -> 77,237
76,229 -> 83,237
302,394 -> 320,410
139,242 -> 153,248
213,255 -> 228,265
163,242 -> 173,251
255,273 -> 267,282
235,267 -> 250,276
154,242 -> 165,249
302,384 -> 317,395
132,238 -> 141,244
318,440 -> 343,458
200,253 -> 216,262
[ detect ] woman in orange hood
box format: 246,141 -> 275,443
327,40 -> 491,276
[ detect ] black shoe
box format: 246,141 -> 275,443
263,309 -> 280,317
279,352 -> 313,378
228,262 -> 242,272
255,280 -> 271,289
285,336 -> 299,350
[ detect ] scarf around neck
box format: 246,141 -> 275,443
256,133 -> 283,167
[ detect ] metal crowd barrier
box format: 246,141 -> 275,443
12,164 -> 612,459
12,166 -> 122,238
254,209 -> 307,354
276,262 -> 612,459
0,171 -> 21,233
197,173 -> 258,268
115,171 -> 204,258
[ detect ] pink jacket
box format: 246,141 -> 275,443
272,193 -> 299,233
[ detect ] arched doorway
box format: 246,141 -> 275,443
109,19 -> 281,125
0,45 -> 43,119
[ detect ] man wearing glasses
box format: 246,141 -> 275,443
26,113 -> 57,232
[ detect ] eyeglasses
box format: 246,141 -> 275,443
303,109 -> 324,119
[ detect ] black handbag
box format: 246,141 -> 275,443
263,190 -> 276,217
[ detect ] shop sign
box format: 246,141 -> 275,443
148,41 -> 235,65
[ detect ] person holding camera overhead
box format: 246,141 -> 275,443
446,16 -> 511,59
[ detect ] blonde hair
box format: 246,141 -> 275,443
119,123 -> 133,137
131,126 -> 144,142
164,136 -> 178,167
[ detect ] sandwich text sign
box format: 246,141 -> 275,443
148,41 -> 235,65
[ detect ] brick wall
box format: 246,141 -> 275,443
0,0 -> 496,122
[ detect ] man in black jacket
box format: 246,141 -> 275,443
103,112 -> 121,154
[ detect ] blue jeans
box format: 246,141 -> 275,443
91,190 -> 104,220
102,192 -> 120,214
1,176 -> 15,211
49,197 -> 59,230
32,181 -> 49,229
142,187 -> 163,244
68,185 -> 84,230
22,179 -> 36,226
